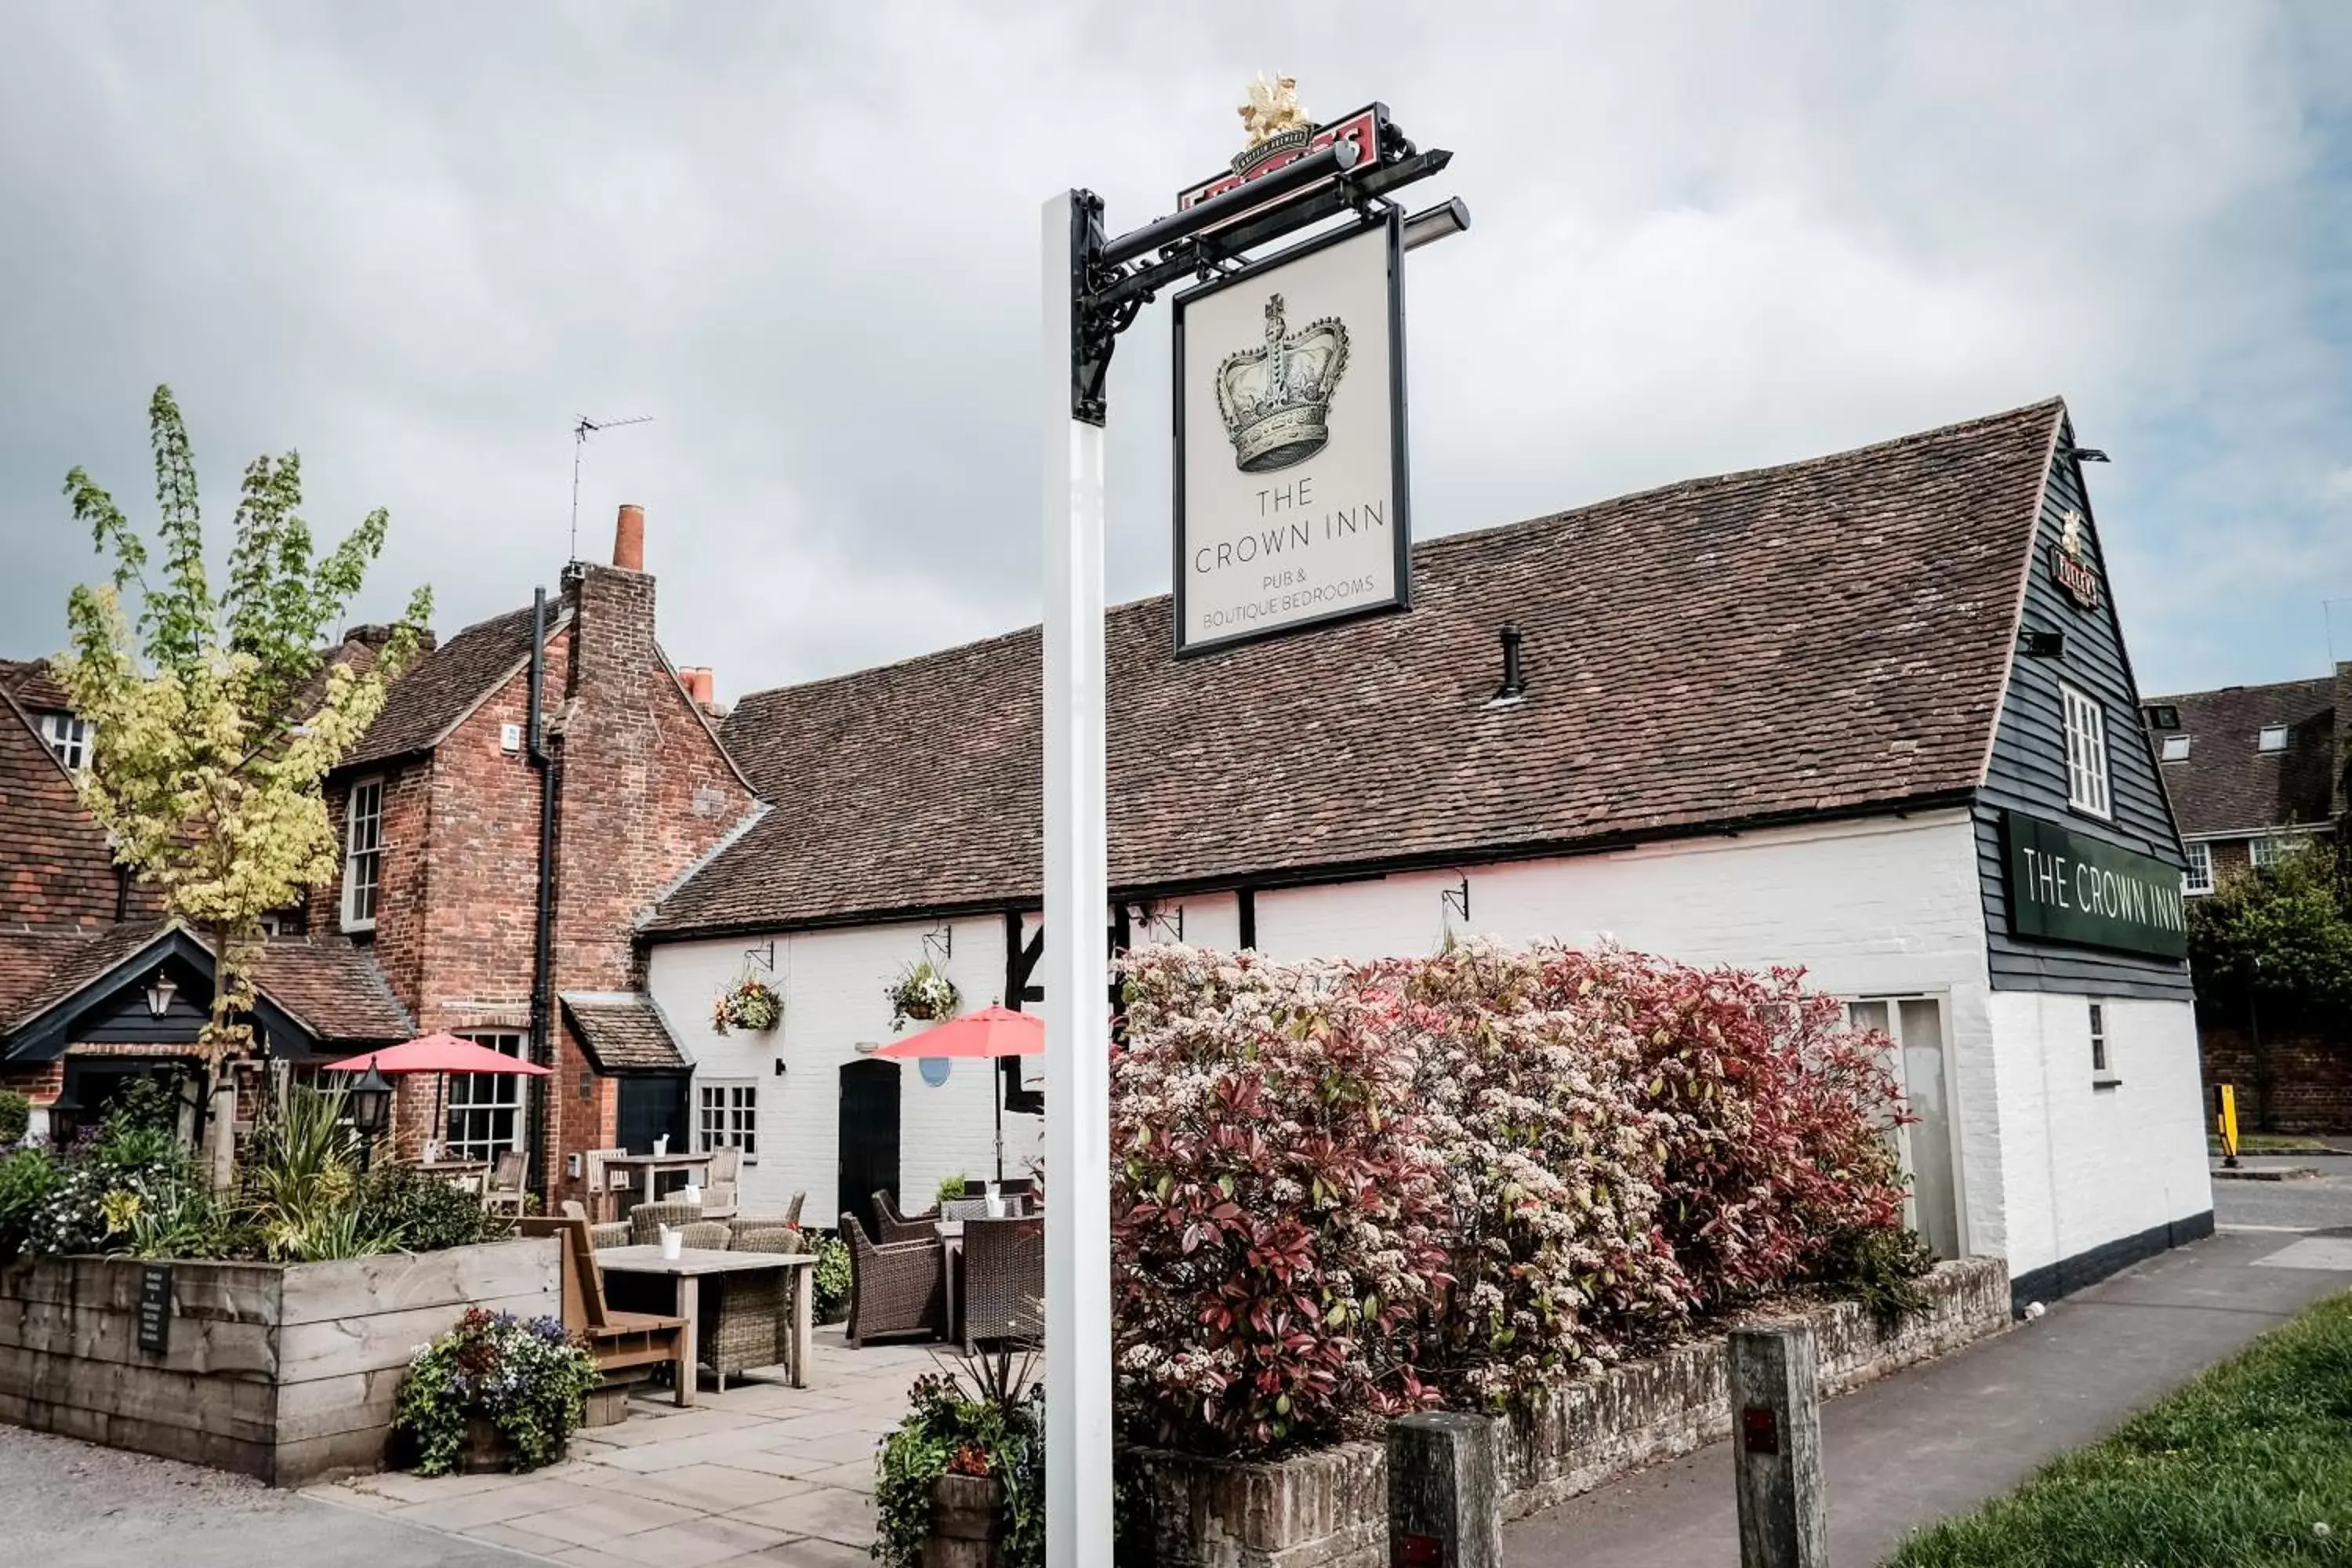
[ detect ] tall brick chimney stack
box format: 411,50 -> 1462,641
613,503 -> 645,572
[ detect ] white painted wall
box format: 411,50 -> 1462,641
1986,990 -> 2212,1283
645,915 -> 1044,1227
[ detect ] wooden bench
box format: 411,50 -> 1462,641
518,1216 -> 692,1407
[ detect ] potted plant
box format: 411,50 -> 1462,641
874,1346 -> 1044,1567
889,959 -> 960,1032
711,974 -> 782,1035
392,1308 -> 599,1475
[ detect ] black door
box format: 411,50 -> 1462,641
837,1058 -> 902,1240
615,1074 -> 689,1156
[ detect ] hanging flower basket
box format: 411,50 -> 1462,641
887,959 -> 960,1033
711,976 -> 782,1035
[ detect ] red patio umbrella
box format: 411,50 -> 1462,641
321,1033 -> 550,1158
873,1005 -> 1042,1181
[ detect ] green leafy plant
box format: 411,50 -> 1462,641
0,1148 -> 61,1262
1813,1225 -> 1938,1326
241,1083 -> 382,1261
392,1308 -> 598,1475
888,958 -> 960,1031
103,1074 -> 189,1140
357,1161 -> 491,1253
710,975 -> 782,1035
874,1346 -> 1045,1568
811,1231 -> 851,1323
0,1089 -> 30,1147
2190,836 -> 2352,1013
27,1121 -> 199,1258
936,1172 -> 971,1207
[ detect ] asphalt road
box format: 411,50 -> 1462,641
2212,1152 -> 2352,1231
0,1424 -> 535,1568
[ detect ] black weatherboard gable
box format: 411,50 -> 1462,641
1973,416 -> 2191,1000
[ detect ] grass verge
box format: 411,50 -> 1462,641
1888,1290 -> 2352,1566
2212,1134 -> 2339,1156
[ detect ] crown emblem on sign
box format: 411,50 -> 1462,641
1215,292 -> 1349,474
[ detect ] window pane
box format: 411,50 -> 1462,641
444,1033 -> 524,1160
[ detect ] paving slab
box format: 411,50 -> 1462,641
1503,1229 -> 2352,1567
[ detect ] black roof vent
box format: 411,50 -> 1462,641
1492,624 -> 1526,705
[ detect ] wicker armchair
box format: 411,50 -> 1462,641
701,1148 -> 741,1219
678,1221 -> 732,1250
731,1225 -> 807,1257
841,1210 -> 945,1348
940,1196 -> 992,1221
629,1200 -> 705,1246
872,1190 -> 936,1245
783,1190 -> 805,1227
728,1217 -> 801,1246
960,1215 -> 1044,1353
589,1221 -> 630,1251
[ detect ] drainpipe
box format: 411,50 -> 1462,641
527,589 -> 559,1201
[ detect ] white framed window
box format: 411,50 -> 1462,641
37,711 -> 91,770
341,778 -> 383,931
2061,684 -> 2111,818
697,1080 -> 758,1158
2183,841 -> 2214,896
2251,836 -> 2290,869
2089,1002 -> 2112,1080
2258,724 -> 2288,753
2159,735 -> 2190,763
445,1033 -> 525,1161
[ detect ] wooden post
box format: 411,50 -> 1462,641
1729,1322 -> 1827,1568
1388,1411 -> 1501,1567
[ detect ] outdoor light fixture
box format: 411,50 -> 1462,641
2072,447 -> 2111,463
1403,196 -> 1472,252
143,970 -> 177,1018
349,1056 -> 394,1171
46,1089 -> 83,1147
773,1057 -> 788,1077
853,1040 -> 881,1056
2019,629 -> 2066,659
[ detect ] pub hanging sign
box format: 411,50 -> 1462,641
1999,809 -> 2187,960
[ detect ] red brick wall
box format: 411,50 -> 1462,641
2199,1012 -> 2352,1132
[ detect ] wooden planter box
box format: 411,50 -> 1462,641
0,1237 -> 559,1486
1128,1257 -> 2012,1568
927,1471 -> 1006,1568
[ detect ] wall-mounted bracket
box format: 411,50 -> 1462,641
742,940 -> 776,974
923,925 -> 954,967
1441,876 -> 1470,925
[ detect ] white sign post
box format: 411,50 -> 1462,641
1039,188 -> 1115,1567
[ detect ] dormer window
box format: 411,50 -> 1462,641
2159,735 -> 2190,763
2258,725 -> 2288,753
342,777 -> 383,931
36,711 -> 91,770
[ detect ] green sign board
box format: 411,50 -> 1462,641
1999,810 -> 2188,960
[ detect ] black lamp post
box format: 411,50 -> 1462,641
350,1056 -> 394,1172
46,1088 -> 84,1148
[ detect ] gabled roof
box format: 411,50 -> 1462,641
0,658 -> 72,713
655,398 -> 2065,936
2142,677 -> 2339,837
339,601 -> 565,771
0,686 -> 132,928
561,993 -> 690,1073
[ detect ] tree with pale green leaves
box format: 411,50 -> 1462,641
54,386 -> 431,1190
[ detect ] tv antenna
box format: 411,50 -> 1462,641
569,414 -> 655,561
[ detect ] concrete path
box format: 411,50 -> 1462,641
310,1325 -> 931,1565
1503,1227 -> 2352,1566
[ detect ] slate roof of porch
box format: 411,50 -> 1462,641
561,992 -> 691,1073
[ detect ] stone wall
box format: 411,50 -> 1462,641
1130,1257 -> 2010,1568
0,1236 -> 557,1486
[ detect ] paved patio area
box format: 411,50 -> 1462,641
311,1327 -> 934,1566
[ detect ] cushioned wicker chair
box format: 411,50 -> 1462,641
589,1221 -> 630,1251
678,1221 -> 732,1250
629,1200 -> 705,1247
699,1224 -> 808,1387
939,1196 -> 992,1221
841,1210 -> 944,1348
872,1190 -> 936,1245
960,1215 -> 1045,1354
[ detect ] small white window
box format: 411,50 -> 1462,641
2061,684 -> 2111,818
342,777 -> 384,931
445,1033 -> 526,1160
2258,725 -> 2288,753
697,1081 -> 757,1158
2252,836 -> 2289,869
37,711 -> 91,770
2089,1003 -> 2112,1080
2182,842 -> 2214,895
2159,735 -> 2190,763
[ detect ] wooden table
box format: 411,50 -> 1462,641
595,1245 -> 815,1405
597,1152 -> 714,1220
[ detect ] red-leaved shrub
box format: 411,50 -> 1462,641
1112,949 -> 1451,1454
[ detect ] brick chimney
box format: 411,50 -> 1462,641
678,666 -> 715,706
613,503 -> 645,573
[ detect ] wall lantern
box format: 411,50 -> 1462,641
144,970 -> 178,1019
46,1088 -> 84,1147
853,1040 -> 881,1056
349,1055 -> 395,1146
773,1057 -> 788,1077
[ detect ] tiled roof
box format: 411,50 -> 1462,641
2141,677 -> 2339,837
561,993 -> 690,1072
339,601 -> 564,771
0,920 -> 412,1047
0,658 -> 71,713
658,399 -> 2064,935
0,688 -> 129,928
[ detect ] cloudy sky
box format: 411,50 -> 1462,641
2,3 -> 2347,701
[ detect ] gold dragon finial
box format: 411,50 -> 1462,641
1238,74 -> 1311,148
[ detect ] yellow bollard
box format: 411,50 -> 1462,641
2214,1083 -> 2240,1169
